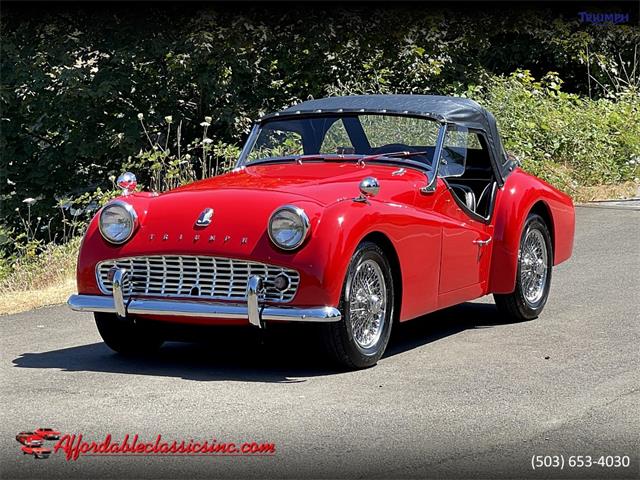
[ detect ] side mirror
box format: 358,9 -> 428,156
359,177 -> 380,197
354,177 -> 380,203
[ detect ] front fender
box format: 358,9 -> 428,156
314,198 -> 443,321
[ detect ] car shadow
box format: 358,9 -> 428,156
13,301 -> 523,383
386,300 -> 520,357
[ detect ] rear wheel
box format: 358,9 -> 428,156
321,242 -> 394,369
94,313 -> 164,354
494,214 -> 553,321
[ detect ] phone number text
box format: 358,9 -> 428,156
531,455 -> 631,470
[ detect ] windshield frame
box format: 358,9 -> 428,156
236,112 -> 447,173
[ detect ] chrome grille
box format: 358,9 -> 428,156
97,255 -> 300,303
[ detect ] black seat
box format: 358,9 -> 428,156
449,184 -> 476,211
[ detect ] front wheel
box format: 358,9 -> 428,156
321,242 -> 395,369
94,313 -> 164,355
494,213 -> 553,321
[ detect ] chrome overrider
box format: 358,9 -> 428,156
67,267 -> 342,328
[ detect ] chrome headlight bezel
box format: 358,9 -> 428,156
98,200 -> 138,245
268,205 -> 310,251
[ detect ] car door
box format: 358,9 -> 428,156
435,189 -> 493,295
431,127 -> 494,305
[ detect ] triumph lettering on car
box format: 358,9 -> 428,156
68,95 -> 575,369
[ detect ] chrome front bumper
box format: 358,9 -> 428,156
67,269 -> 341,328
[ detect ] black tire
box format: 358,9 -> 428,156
494,213 -> 553,321
321,241 -> 395,369
94,313 -> 164,355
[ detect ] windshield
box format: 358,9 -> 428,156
239,114 -> 443,170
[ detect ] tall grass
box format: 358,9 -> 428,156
0,238 -> 80,295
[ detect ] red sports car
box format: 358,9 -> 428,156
68,95 -> 575,368
16,432 -> 44,447
34,428 -> 61,440
21,446 -> 52,459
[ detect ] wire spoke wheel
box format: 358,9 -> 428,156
519,228 -> 549,306
321,241 -> 394,369
495,214 -> 553,322
348,259 -> 387,350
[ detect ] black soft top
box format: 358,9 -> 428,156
262,94 -> 508,171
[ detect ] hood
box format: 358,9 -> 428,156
168,161 -> 423,206
98,162 -> 422,259
135,162 -> 423,237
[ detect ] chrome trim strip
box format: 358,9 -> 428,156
67,295 -> 342,323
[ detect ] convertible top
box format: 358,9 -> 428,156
262,94 -> 507,168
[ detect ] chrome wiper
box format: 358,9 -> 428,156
297,154 -> 367,162
296,154 -> 347,162
249,153 -> 357,165
360,150 -> 430,162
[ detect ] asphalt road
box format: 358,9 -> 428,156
1,205 -> 638,479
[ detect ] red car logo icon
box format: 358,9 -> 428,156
34,428 -> 61,440
15,432 -> 44,447
21,446 -> 52,459
17,428 -> 61,459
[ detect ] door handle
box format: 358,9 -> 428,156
473,238 -> 492,246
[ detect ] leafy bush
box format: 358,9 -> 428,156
473,71 -> 640,194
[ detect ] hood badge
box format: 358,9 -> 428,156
195,208 -> 214,227
148,232 -> 249,246
148,208 -> 249,245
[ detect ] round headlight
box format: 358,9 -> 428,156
268,205 -> 310,251
99,201 -> 138,244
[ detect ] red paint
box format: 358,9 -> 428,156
21,446 -> 52,458
15,432 -> 44,447
488,168 -> 575,293
34,428 -> 61,440
76,162 -> 574,325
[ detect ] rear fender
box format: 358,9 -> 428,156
489,169 -> 575,294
